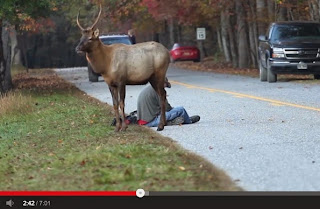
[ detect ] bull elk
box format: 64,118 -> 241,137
75,5 -> 170,132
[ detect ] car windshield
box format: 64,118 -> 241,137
100,37 -> 132,45
271,24 -> 320,42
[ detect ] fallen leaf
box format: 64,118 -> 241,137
209,146 -> 213,150
80,160 -> 86,166
179,166 -> 186,171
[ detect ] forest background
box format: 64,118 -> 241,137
1,0 -> 320,93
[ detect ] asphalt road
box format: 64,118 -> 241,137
55,65 -> 320,191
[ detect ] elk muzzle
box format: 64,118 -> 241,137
75,42 -> 85,56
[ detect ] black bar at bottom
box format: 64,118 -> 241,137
0,195 -> 319,209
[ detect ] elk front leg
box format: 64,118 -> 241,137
119,84 -> 127,131
109,86 -> 121,132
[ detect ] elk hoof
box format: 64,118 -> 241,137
115,126 -> 121,132
157,126 -> 164,131
120,125 -> 128,132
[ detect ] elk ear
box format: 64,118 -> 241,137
93,28 -> 99,38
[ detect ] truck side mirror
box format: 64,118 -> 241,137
259,35 -> 267,42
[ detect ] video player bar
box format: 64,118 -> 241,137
0,191 -> 319,209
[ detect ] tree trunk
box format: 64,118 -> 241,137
248,21 -> 257,67
248,0 -> 259,67
267,0 -> 276,22
256,0 -> 267,35
168,18 -> 175,48
17,33 -> 29,72
0,20 -> 13,94
309,0 -> 320,21
216,27 -> 223,53
236,0 -> 249,68
10,26 -> 22,66
227,5 -> 238,68
277,3 -> 287,21
318,0 -> 320,19
220,11 -> 231,62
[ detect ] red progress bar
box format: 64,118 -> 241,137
0,191 -> 136,196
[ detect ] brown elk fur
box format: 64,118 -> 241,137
75,5 -> 170,131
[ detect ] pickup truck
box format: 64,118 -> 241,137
258,21 -> 320,83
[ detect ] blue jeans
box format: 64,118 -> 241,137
146,106 -> 191,127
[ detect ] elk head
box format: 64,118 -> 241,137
75,4 -> 102,55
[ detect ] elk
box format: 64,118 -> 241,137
75,5 -> 170,132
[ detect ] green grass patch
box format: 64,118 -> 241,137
0,69 -> 241,191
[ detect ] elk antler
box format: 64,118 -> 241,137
77,10 -> 85,30
90,4 -> 102,29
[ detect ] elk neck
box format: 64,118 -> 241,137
86,41 -> 112,75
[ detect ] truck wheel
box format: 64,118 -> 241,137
259,60 -> 267,82
88,64 -> 99,82
314,74 -> 320,80
267,59 -> 277,83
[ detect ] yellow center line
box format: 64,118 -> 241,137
170,80 -> 320,112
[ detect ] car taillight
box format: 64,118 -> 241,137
174,51 -> 181,55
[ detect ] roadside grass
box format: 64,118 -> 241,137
0,91 -> 33,115
0,69 -> 241,191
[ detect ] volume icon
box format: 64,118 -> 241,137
6,199 -> 14,207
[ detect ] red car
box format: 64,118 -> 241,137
170,43 -> 200,63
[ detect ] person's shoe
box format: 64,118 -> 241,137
190,115 -> 200,123
167,116 -> 184,126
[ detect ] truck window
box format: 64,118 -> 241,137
271,24 -> 320,42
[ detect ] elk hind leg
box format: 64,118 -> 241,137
157,86 -> 166,131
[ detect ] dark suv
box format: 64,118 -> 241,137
258,21 -> 320,83
88,34 -> 132,82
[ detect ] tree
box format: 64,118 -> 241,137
0,0 -> 60,94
